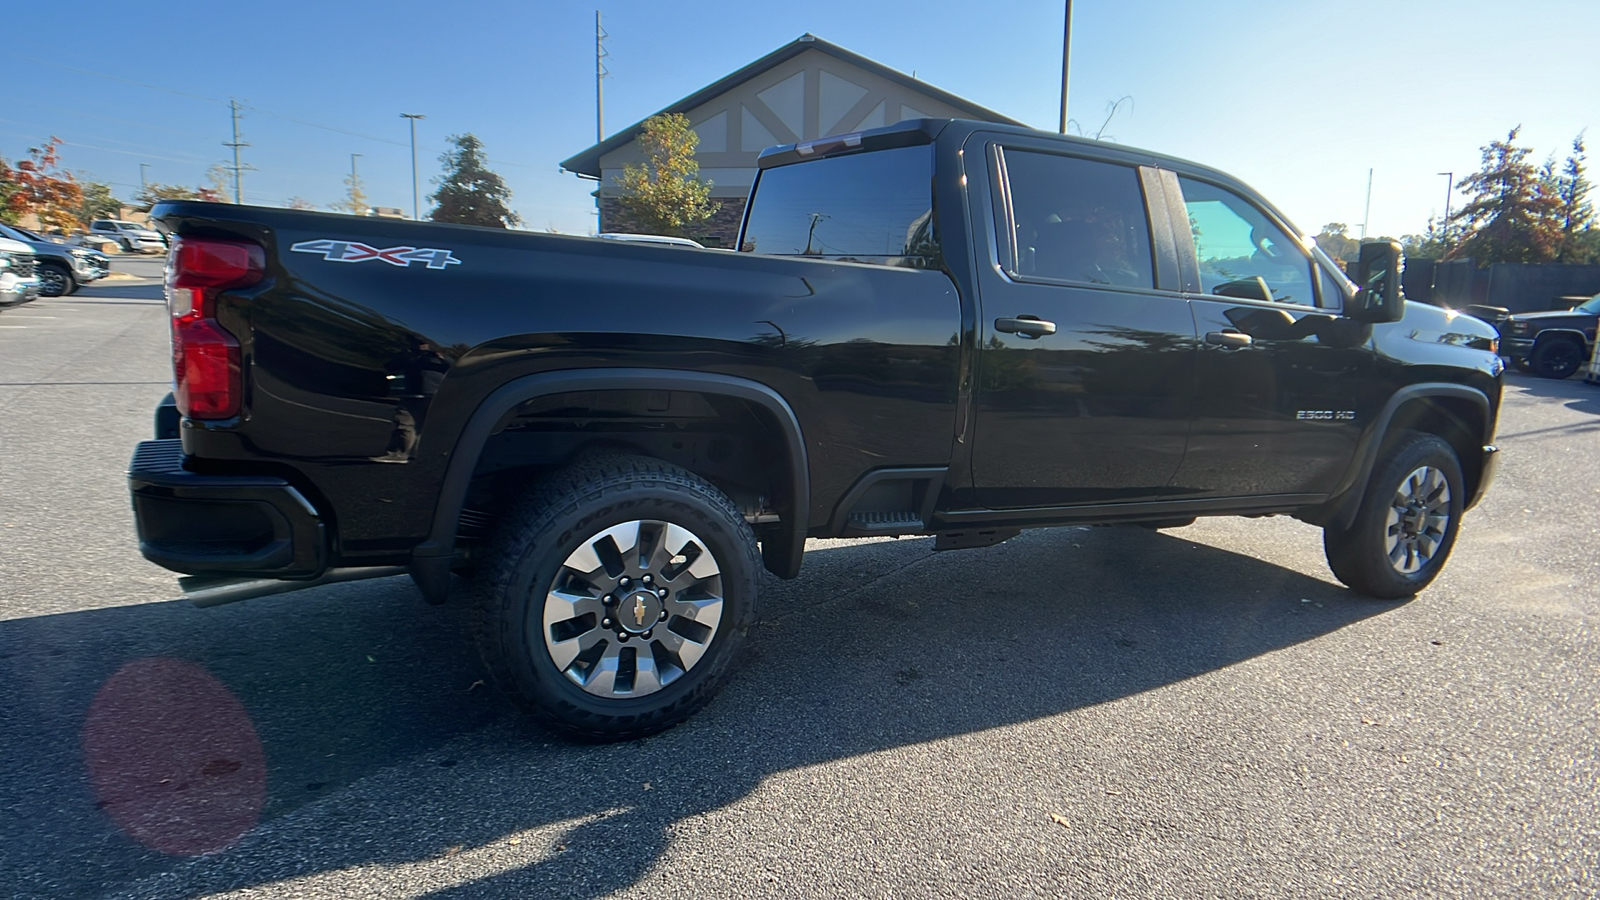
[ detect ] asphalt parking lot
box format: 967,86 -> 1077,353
1,273 -> 1596,899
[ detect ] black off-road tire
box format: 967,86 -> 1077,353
1323,431 -> 1464,599
37,263 -> 75,298
1529,338 -> 1584,380
471,454 -> 761,741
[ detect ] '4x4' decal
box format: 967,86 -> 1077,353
290,239 -> 461,270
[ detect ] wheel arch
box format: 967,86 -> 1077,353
409,369 -> 810,602
1318,383 -> 1491,531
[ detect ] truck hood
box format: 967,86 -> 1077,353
1397,300 -> 1499,351
1507,309 -> 1593,324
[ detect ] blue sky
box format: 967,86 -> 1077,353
5,0 -> 1595,238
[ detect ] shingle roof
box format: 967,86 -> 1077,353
560,33 -> 1025,177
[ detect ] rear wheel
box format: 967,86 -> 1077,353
1529,337 -> 1583,379
37,263 -> 75,298
471,455 -> 760,740
1324,432 -> 1464,599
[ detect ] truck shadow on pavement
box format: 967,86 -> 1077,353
0,525 -> 1399,898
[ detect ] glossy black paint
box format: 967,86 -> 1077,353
142,119 -> 1504,583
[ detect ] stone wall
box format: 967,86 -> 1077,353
599,195 -> 747,249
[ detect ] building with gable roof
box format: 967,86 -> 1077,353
560,33 -> 1022,246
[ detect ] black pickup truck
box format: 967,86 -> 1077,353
131,119 -> 1503,739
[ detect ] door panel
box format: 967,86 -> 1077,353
973,285 -> 1196,506
1179,299 -> 1369,496
968,144 -> 1196,509
1167,175 -> 1368,497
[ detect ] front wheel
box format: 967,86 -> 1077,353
37,263 -> 75,298
1529,338 -> 1584,379
1324,432 -> 1464,599
471,455 -> 761,740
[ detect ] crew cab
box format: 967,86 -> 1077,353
130,119 -> 1503,739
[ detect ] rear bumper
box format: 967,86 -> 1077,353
1466,444 -> 1499,511
128,439 -> 328,577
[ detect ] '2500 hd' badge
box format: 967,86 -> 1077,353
290,239 -> 461,270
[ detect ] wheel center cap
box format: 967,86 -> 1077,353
618,590 -> 662,634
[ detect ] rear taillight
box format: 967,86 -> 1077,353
165,237 -> 265,419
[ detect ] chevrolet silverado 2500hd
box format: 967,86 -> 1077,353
130,119 -> 1503,738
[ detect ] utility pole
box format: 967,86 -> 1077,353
1436,171 -> 1453,240
350,153 -> 364,215
223,99 -> 252,204
1057,0 -> 1073,134
595,10 -> 609,144
401,113 -> 425,220
139,163 -> 151,191
1360,168 -> 1373,240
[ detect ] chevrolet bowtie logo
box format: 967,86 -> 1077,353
633,596 -> 647,627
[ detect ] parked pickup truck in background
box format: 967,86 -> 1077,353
131,119 -> 1503,739
1500,293 -> 1600,379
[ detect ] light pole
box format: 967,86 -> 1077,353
400,113 -> 426,220
1437,171 -> 1453,243
1058,0 -> 1073,134
139,163 -> 151,191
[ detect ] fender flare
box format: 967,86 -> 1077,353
409,368 -> 810,602
1322,382 -> 1491,532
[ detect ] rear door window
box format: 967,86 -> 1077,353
1001,149 -> 1155,290
740,146 -> 937,268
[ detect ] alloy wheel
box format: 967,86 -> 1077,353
1385,465 -> 1451,574
541,519 -> 725,698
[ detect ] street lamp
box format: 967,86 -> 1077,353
400,113 -> 425,220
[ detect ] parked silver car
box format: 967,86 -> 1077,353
89,219 -> 166,253
0,224 -> 110,296
0,236 -> 42,307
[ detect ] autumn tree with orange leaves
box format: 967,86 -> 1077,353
1,137 -> 85,232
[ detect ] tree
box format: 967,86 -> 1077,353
74,178 -> 122,224
1312,223 -> 1361,262
1551,133 -> 1595,263
332,167 -> 369,216
614,113 -> 718,238
1446,127 -> 1564,265
205,163 -> 233,203
1399,217 -> 1458,261
2,137 -> 85,232
428,133 -> 521,228
133,183 -> 200,212
286,197 -> 316,210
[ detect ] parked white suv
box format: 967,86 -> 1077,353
89,219 -> 166,253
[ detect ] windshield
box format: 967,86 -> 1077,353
1576,294 -> 1600,314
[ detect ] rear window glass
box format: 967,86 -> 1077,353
740,146 -> 937,268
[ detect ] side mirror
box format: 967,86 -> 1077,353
1349,240 -> 1404,323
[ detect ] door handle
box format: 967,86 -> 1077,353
995,315 -> 1057,339
1205,330 -> 1253,348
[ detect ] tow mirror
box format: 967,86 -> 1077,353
1349,240 -> 1404,323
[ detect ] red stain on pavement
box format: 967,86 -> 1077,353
82,657 -> 266,856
